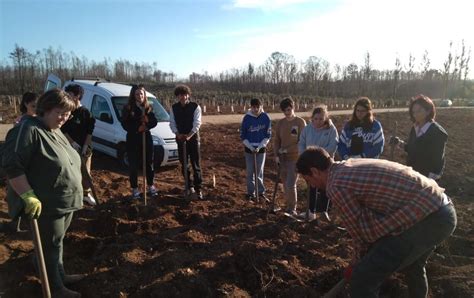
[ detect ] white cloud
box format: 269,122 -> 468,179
206,0 -> 474,76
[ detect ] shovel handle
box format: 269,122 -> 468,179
142,132 -> 147,206
31,219 -> 51,298
81,158 -> 100,205
183,140 -> 189,197
253,152 -> 259,202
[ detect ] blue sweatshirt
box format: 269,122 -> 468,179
298,119 -> 339,157
240,110 -> 271,153
338,119 -> 384,159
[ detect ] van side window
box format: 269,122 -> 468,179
91,95 -> 113,124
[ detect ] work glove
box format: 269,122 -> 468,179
278,148 -> 288,154
343,265 -> 353,282
389,136 -> 401,145
275,156 -> 280,166
71,141 -> 81,152
20,190 -> 42,219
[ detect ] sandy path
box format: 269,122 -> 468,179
0,107 -> 409,141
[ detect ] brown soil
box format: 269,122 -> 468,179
1,109 -> 473,297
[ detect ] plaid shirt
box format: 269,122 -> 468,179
327,158 -> 448,257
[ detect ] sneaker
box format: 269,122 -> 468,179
285,209 -> 298,217
246,194 -> 256,202
83,193 -> 97,206
307,211 -> 317,222
298,210 -> 316,222
131,188 -> 141,199
195,190 -> 203,200
259,193 -> 270,203
147,185 -> 158,196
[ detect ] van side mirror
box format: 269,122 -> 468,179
99,112 -> 113,123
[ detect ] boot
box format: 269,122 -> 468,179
63,273 -> 86,285
52,286 -> 81,298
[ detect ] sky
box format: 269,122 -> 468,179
1,0 -> 473,79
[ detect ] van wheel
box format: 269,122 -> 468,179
117,144 -> 129,168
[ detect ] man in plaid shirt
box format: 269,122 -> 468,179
296,146 -> 457,298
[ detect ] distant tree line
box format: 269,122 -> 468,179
0,44 -> 177,95
1,41 -> 473,102
189,40 -> 473,101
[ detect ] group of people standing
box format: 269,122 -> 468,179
242,96 -> 388,221
2,86 -> 454,297
1,83 -> 203,297
241,94 -> 454,297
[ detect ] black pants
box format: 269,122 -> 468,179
127,132 -> 154,188
177,136 -> 202,191
308,187 -> 330,213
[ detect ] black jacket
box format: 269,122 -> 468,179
121,103 -> 158,142
405,121 -> 448,177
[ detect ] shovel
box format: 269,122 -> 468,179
81,157 -> 100,205
389,121 -> 398,161
253,151 -> 259,203
142,132 -> 147,206
31,219 -> 51,298
183,140 -> 190,199
266,158 -> 282,219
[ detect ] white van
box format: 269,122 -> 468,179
45,74 -> 179,167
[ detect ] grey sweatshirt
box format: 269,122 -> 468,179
298,119 -> 339,157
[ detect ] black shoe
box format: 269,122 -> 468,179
245,194 -> 256,202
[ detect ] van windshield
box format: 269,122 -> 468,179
112,97 -> 170,122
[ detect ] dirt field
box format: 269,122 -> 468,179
1,109 -> 473,297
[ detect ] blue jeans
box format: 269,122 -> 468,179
245,152 -> 266,196
350,203 -> 457,298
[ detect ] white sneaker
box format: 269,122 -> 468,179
131,188 -> 141,199
147,185 -> 158,196
298,210 -> 316,222
83,193 -> 97,206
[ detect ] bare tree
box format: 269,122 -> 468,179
442,41 -> 453,98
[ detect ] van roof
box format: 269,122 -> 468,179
65,79 -> 155,98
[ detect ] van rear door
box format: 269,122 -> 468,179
44,74 -> 62,91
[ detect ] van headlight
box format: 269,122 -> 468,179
152,135 -> 165,146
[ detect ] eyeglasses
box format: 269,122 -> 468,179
52,110 -> 72,120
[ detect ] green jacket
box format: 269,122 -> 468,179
2,117 -> 83,218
